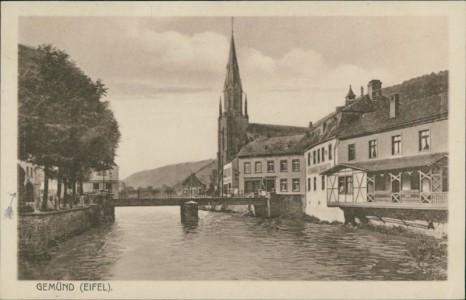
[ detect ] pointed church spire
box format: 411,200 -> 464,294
224,19 -> 242,93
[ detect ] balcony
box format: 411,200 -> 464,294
328,191 -> 448,210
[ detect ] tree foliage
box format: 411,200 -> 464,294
18,44 -> 121,205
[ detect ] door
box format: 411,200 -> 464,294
265,179 -> 275,192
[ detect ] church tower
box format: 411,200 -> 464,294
217,20 -> 249,195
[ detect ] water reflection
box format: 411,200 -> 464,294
19,207 -> 430,280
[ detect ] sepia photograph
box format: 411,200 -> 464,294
1,1 -> 465,299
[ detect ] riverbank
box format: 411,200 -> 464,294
301,213 -> 447,280
18,204 -> 115,258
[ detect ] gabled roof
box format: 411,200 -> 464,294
237,134 -> 306,158
181,173 -> 206,188
321,152 -> 448,175
338,93 -> 448,139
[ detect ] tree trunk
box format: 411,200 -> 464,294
70,179 -> 76,208
56,177 -> 62,210
79,180 -> 83,196
41,169 -> 49,211
63,178 -> 68,208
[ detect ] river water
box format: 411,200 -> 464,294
20,207 -> 432,280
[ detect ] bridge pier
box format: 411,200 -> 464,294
180,201 -> 198,223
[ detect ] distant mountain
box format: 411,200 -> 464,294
124,159 -> 216,189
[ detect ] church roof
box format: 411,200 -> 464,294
237,134 -> 306,158
247,123 -> 308,139
224,33 -> 242,91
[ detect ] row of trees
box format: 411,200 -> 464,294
19,44 -> 121,210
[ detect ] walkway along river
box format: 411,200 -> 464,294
19,207 -> 444,280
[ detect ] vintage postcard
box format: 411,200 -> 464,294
1,1 -> 465,299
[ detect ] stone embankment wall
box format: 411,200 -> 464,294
255,193 -> 305,218
18,204 -> 114,256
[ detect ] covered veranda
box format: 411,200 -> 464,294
321,153 -> 448,209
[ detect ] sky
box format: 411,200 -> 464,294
19,17 -> 448,178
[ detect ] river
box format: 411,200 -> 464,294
19,207 -> 434,280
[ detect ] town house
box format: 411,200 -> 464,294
321,89 -> 448,223
237,135 -> 306,197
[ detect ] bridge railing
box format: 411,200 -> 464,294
119,190 -> 266,200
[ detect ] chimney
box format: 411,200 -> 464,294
309,121 -> 313,129
361,86 -> 364,97
390,93 -> 400,118
367,80 -> 382,100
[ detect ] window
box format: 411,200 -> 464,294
328,144 -> 332,160
313,150 -> 316,164
321,147 -> 325,162
348,144 -> 355,161
106,183 -> 112,191
313,177 -> 317,191
307,152 -> 311,166
292,159 -> 300,172
280,179 -> 288,192
255,161 -> 262,173
392,135 -> 402,155
419,130 -> 430,151
93,183 -> 99,191
307,178 -> 311,191
292,179 -> 300,192
321,175 -> 325,190
317,149 -> 321,163
267,161 -> 274,173
369,140 -> 377,159
97,170 -> 107,176
338,176 -> 353,194
244,162 -> 251,174
280,160 -> 288,172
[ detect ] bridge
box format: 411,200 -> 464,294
112,197 -> 267,207
109,196 -> 271,223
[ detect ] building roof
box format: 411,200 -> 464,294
338,93 -> 448,139
298,95 -> 376,151
181,173 -> 206,188
247,123 -> 308,139
321,152 -> 448,175
237,134 -> 306,158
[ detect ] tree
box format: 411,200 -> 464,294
18,44 -> 120,210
